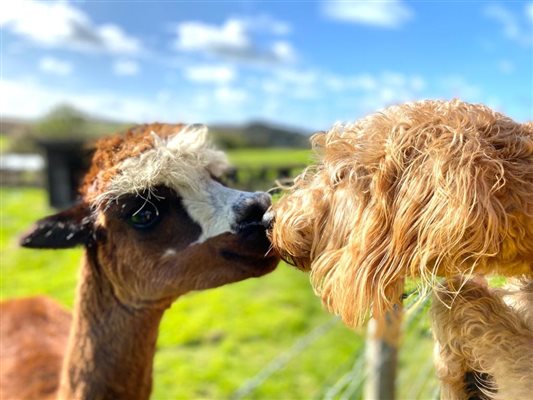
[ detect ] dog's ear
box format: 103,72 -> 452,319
20,203 -> 93,249
309,206 -> 407,328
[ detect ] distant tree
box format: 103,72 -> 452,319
7,104 -> 130,153
212,131 -> 247,149
33,104 -> 90,139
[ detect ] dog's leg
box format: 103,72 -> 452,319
431,277 -> 533,400
432,339 -> 470,400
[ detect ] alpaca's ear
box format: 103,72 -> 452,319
20,203 -> 93,249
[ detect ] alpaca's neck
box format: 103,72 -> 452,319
58,250 -> 166,400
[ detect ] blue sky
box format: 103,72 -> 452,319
1,0 -> 532,131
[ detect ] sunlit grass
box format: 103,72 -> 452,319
227,148 -> 313,167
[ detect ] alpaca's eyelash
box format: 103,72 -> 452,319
117,194 -> 166,219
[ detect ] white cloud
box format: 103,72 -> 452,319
39,56 -> 72,76
183,64 -> 236,84
253,67 -> 429,124
260,68 -> 425,104
271,41 -> 297,62
98,25 -> 141,55
0,78 -> 152,121
0,0 -> 142,54
322,0 -> 413,28
174,17 -> 296,64
214,86 -> 248,104
485,4 -> 532,46
0,77 -> 253,124
176,19 -> 249,53
113,60 -> 140,76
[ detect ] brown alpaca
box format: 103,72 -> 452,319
431,277 -> 533,400
0,123 -> 278,400
268,99 -> 533,327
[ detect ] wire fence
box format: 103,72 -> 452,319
231,318 -> 339,400
230,290 -> 439,400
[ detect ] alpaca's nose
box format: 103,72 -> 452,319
234,192 -> 271,226
262,209 -> 275,230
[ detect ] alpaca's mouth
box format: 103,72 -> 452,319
220,249 -> 278,275
220,249 -> 276,264
236,223 -> 272,248
220,222 -> 278,270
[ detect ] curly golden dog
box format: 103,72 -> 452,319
268,99 -> 533,398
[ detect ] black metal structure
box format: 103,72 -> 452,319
38,140 -> 93,209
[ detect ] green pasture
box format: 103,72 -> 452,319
0,187 -> 438,399
227,148 -> 313,167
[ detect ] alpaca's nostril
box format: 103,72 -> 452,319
238,203 -> 267,225
235,192 -> 271,226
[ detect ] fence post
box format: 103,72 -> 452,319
364,306 -> 402,400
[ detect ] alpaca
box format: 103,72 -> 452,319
268,99 -> 533,328
0,123 -> 279,400
431,277 -> 533,400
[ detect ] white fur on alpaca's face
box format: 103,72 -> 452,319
179,179 -> 263,243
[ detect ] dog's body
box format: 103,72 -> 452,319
269,99 -> 533,398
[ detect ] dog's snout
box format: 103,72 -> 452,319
235,192 -> 271,226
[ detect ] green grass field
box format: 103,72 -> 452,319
227,149 -> 313,167
0,187 -> 438,399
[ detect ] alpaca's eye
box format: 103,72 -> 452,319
127,203 -> 161,230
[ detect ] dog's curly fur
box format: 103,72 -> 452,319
431,277 -> 533,399
270,99 -> 533,327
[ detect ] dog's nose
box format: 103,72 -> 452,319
234,192 -> 271,226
